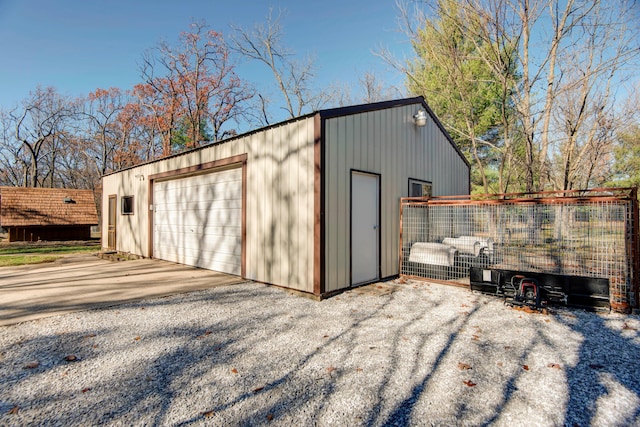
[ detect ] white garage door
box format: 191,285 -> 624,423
153,167 -> 242,275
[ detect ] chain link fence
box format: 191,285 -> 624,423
400,188 -> 639,312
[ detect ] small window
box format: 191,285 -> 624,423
121,196 -> 134,215
409,179 -> 432,198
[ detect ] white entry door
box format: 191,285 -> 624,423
153,167 -> 242,275
351,171 -> 380,285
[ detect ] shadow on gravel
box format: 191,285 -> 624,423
561,312 -> 640,426
2,281 -> 639,426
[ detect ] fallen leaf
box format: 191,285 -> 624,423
266,414 -> 274,421
253,386 -> 264,393
82,387 -> 91,393
458,362 -> 472,370
201,410 -> 215,418
472,335 -> 480,341
134,336 -> 141,341
544,319 -> 551,323
141,307 -> 145,310
327,366 -> 337,374
497,362 -> 503,367
64,355 -> 78,362
323,335 -> 329,338
24,361 -> 39,369
461,303 -> 469,308
522,365 -> 529,371
84,334 -> 96,338
547,363 -> 561,370
231,368 -> 238,374
463,380 -> 477,387
356,367 -> 363,372
8,406 -> 19,415
504,346 -> 512,350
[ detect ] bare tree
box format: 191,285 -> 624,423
7,86 -> 73,187
230,9 -> 329,125
141,20 -> 252,147
382,0 -> 640,193
79,87 -> 127,177
461,0 -> 639,191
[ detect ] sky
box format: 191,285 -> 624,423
0,0 -> 412,114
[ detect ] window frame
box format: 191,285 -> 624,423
121,195 -> 134,215
408,178 -> 432,198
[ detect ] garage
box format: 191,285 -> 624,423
152,166 -> 242,275
102,97 -> 470,297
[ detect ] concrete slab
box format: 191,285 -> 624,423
0,255 -> 246,326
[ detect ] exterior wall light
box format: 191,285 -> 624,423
413,110 -> 428,127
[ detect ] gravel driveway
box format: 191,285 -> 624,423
1,279 -> 639,426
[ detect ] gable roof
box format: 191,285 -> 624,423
318,96 -> 470,168
0,187 -> 99,227
103,96 -> 469,176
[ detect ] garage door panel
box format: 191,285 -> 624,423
155,245 -> 241,262
155,186 -> 242,206
154,225 -> 241,237
154,248 -> 240,275
156,208 -> 242,227
155,199 -> 242,213
155,232 -> 241,256
153,167 -> 242,275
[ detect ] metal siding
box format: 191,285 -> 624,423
337,118 -> 348,288
323,102 -> 469,292
101,117 -> 315,293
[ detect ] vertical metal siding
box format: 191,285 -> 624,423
101,117 -> 316,293
323,103 -> 469,292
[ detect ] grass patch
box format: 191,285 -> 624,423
0,243 -> 99,267
0,255 -> 59,267
0,245 -> 98,255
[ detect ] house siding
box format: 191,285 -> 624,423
101,117 -> 316,293
322,102 -> 469,293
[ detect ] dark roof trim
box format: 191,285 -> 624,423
417,97 -> 470,168
318,97 -> 426,119
103,96 -> 469,177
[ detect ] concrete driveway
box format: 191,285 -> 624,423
0,255 -> 246,326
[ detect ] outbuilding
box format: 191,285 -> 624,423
0,186 -> 98,242
101,97 -> 470,297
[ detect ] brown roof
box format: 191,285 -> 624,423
0,187 -> 99,227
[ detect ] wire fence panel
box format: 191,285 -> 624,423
399,188 -> 639,312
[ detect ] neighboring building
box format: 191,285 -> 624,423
0,187 -> 99,242
101,97 -> 470,298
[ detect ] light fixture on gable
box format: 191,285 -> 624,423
413,109 -> 428,127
